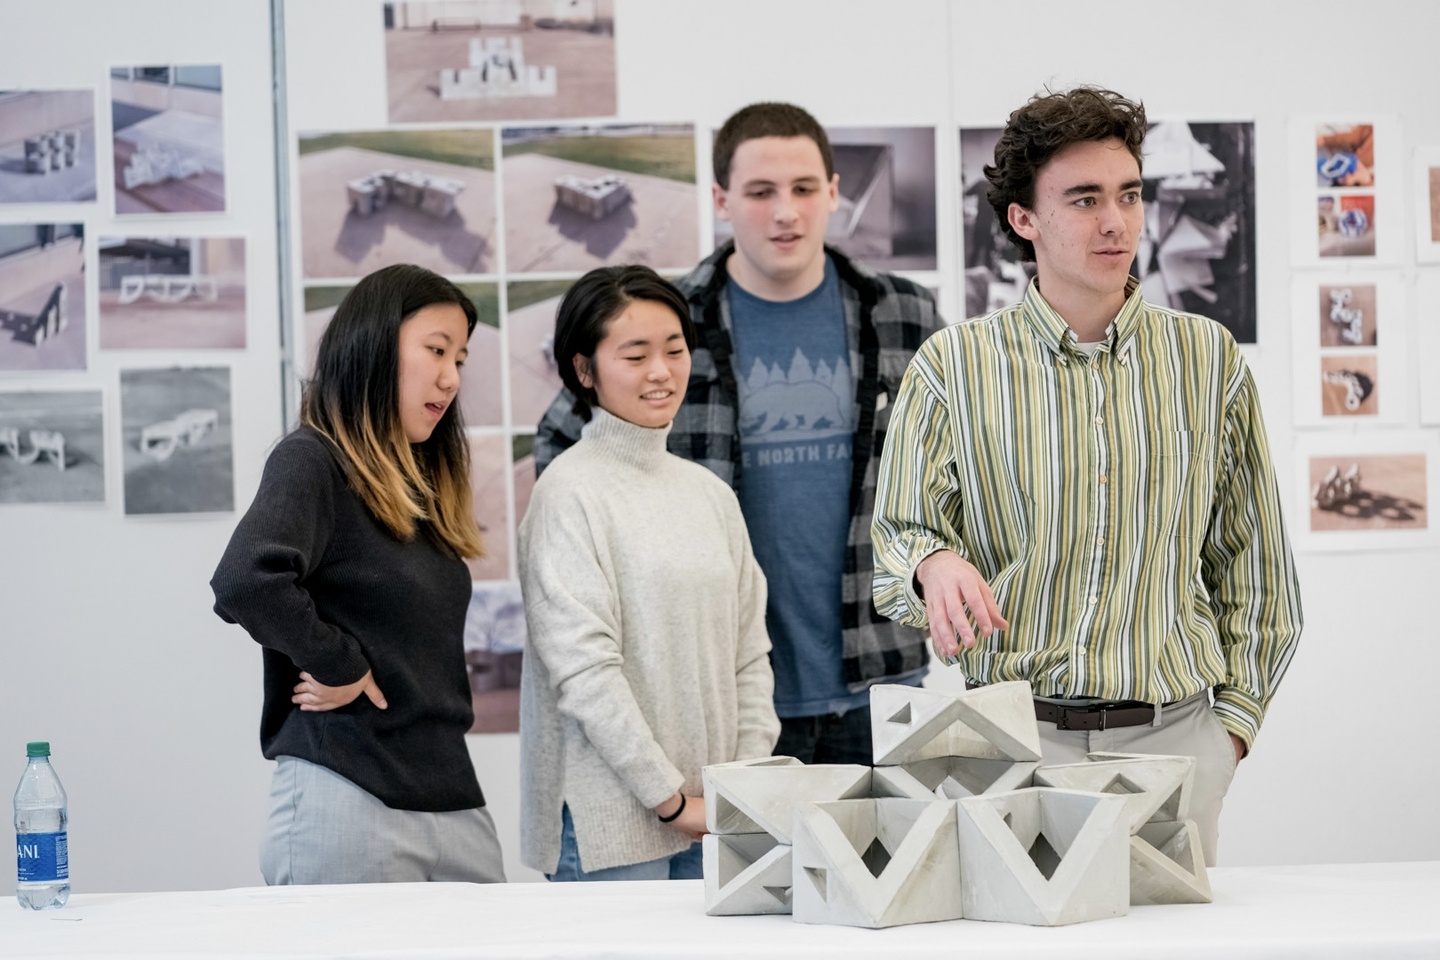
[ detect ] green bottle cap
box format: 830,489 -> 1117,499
26,742 -> 50,758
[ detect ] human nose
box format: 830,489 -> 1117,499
438,357 -> 460,391
1098,198 -> 1129,235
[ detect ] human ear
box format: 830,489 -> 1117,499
826,172 -> 840,213
1008,202 -> 1040,241
712,181 -> 731,222
573,355 -> 594,389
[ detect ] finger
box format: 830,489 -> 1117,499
939,591 -> 977,650
926,596 -> 957,658
363,681 -> 388,710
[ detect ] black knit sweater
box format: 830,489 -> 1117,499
211,426 -> 484,811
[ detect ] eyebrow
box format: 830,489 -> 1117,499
1062,178 -> 1144,197
741,175 -> 823,189
616,332 -> 686,350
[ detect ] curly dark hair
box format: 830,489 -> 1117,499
984,86 -> 1147,262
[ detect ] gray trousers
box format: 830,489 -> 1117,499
1034,692 -> 1237,866
260,756 -> 507,885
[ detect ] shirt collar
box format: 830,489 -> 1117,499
1022,276 -> 1144,359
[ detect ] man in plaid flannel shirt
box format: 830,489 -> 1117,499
535,103 -> 944,764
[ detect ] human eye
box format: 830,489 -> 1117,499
1121,190 -> 1142,204
1073,196 -> 1095,208
667,347 -> 686,356
746,187 -> 772,199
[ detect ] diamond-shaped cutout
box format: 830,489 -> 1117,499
1101,774 -> 1142,797
1026,832 -> 1062,880
861,837 -> 892,878
804,866 -> 828,900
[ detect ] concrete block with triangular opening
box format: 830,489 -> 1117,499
1130,819 -> 1211,904
703,756 -> 871,842
873,756 -> 1039,800
870,681 -> 1042,765
956,787 -> 1130,926
792,798 -> 963,928
703,832 -> 794,915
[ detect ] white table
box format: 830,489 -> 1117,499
3,861 -> 1437,959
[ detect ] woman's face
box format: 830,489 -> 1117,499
396,302 -> 469,443
575,299 -> 690,429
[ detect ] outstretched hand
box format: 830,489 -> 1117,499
914,550 -> 1009,658
292,669 -> 388,712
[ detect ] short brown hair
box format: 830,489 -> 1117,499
985,86 -> 1147,261
712,102 -> 834,190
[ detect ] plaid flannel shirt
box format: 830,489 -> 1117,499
534,243 -> 943,692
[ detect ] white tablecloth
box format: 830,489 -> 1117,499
3,861 -> 1438,959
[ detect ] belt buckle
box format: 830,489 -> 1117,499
1055,705 -> 1104,732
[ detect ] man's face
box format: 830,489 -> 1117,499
713,135 -> 839,300
1007,137 -> 1143,320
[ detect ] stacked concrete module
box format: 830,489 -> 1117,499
439,37 -> 557,100
24,130 -> 79,174
345,170 -> 464,220
553,174 -> 630,221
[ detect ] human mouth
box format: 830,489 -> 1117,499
424,401 -> 448,420
641,389 -> 673,402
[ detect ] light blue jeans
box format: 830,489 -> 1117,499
261,756 -> 506,885
547,805 -> 703,881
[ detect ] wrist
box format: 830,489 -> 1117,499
656,793 -> 686,823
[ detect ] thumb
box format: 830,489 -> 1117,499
364,677 -> 388,710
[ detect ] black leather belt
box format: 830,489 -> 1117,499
966,680 -> 1170,731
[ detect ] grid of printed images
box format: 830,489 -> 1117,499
1314,122 -> 1377,258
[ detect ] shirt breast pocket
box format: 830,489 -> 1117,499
1145,430 -> 1216,542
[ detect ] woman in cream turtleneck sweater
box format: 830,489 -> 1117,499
518,266 -> 780,881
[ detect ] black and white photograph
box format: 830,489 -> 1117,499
463,581 -> 526,734
120,366 -> 233,516
384,0 -> 616,124
0,389 -> 104,505
505,279 -> 568,429
502,123 -> 697,274
466,432 -> 511,583
962,122 -> 1256,342
716,125 -> 938,273
98,237 -> 247,350
0,90 -> 97,204
0,222 -> 87,372
297,129 -> 496,281
110,65 -> 225,216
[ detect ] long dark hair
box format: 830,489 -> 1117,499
301,263 -> 483,558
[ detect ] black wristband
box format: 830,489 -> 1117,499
657,793 -> 686,823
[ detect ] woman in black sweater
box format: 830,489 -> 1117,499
212,264 -> 504,884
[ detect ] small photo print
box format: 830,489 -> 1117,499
0,90 -> 97,204
1308,453 -> 1425,532
467,433 -> 510,582
501,124 -> 697,274
120,366 -> 233,515
1315,123 -> 1375,187
110,65 -> 225,216
1318,193 -> 1375,257
98,237 -> 247,350
1319,355 -> 1378,417
0,223 -> 86,372
513,432 -> 536,530
506,279 -> 569,429
384,1 -> 616,124
1318,282 -> 1377,347
297,129 -> 496,281
463,581 -> 526,735
0,389 -> 104,504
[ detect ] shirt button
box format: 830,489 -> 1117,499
1095,534 -> 1104,547
1094,415 -> 1104,426
1088,596 -> 1098,606
1099,474 -> 1108,484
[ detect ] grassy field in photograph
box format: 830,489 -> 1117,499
299,130 -> 494,170
503,136 -> 694,183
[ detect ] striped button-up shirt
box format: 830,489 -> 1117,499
871,279 -> 1302,747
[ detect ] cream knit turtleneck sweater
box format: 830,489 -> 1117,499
518,407 -> 779,874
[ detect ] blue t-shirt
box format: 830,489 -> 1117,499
728,262 -> 869,718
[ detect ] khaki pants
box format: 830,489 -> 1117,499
1034,692 -> 1237,866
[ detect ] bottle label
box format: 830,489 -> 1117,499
16,831 -> 68,882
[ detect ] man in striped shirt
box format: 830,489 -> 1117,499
871,87 -> 1302,864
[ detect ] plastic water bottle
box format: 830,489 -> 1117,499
14,742 -> 69,910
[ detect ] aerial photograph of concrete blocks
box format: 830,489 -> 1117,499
466,432 -> 511,583
504,278 -> 569,430
501,123 -> 697,274
384,0 -> 616,123
0,389 -> 105,505
97,236 -> 247,350
297,129 -> 497,281
300,282 -> 502,427
0,223 -> 87,372
463,582 -> 525,734
119,366 -> 233,516
0,90 -> 97,204
715,126 -> 939,273
110,65 -> 226,216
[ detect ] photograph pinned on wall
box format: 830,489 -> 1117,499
1290,116 -> 1400,264
501,123 -> 697,274
1419,271 -> 1440,426
0,223 -> 87,373
120,366 -> 234,516
300,281 -> 502,427
512,431 -> 536,530
1295,430 -> 1438,552
97,236 -> 247,350
715,126 -> 938,273
1290,272 -> 1405,426
1412,145 -> 1440,263
466,432 -> 511,583
110,65 -> 225,216
0,90 -> 97,204
296,128 -> 496,281
463,581 -> 525,734
505,278 -> 570,429
961,122 -> 1256,341
384,0 -> 616,124
0,388 -> 104,505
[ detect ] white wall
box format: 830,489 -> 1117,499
2,0 -> 1438,895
